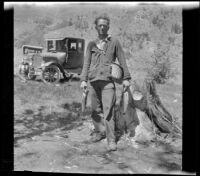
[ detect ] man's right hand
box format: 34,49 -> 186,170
80,81 -> 87,90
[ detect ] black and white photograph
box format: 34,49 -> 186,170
4,1 -> 198,174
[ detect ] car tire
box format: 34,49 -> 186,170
42,64 -> 61,84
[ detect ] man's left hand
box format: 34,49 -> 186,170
122,80 -> 130,91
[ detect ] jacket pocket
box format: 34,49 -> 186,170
99,63 -> 112,78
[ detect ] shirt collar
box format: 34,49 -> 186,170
95,34 -> 111,43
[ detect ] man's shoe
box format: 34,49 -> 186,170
107,141 -> 117,151
90,132 -> 106,143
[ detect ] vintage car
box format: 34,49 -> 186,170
19,37 -> 85,83
19,45 -> 43,80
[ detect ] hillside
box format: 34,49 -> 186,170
14,4 -> 182,84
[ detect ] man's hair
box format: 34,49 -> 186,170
94,14 -> 110,26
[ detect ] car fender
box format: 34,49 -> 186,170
41,61 -> 56,68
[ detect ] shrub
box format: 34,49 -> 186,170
149,58 -> 171,84
147,44 -> 175,84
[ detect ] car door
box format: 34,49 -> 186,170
65,39 -> 84,69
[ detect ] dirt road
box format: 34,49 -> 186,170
14,76 -> 182,174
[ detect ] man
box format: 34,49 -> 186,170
80,14 -> 131,151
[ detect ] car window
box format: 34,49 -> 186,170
78,41 -> 83,51
69,42 -> 77,51
47,40 -> 56,51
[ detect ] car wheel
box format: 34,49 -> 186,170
42,64 -> 61,84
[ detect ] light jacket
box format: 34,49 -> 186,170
81,36 -> 131,82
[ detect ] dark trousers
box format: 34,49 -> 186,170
90,80 -> 116,143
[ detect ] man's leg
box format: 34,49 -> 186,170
91,111 -> 105,133
90,82 -> 106,142
101,82 -> 117,150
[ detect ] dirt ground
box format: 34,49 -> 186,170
14,76 -> 183,174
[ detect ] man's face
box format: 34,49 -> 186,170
95,19 -> 109,36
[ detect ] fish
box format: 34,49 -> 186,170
81,88 -> 89,113
123,89 -> 129,114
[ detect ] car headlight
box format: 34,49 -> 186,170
41,62 -> 44,67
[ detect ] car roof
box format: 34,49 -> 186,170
22,45 -> 43,50
45,37 -> 84,41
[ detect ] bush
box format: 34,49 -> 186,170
149,58 -> 171,84
147,43 -> 175,84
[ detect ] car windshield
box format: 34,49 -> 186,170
47,40 -> 55,51
47,40 -> 66,52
